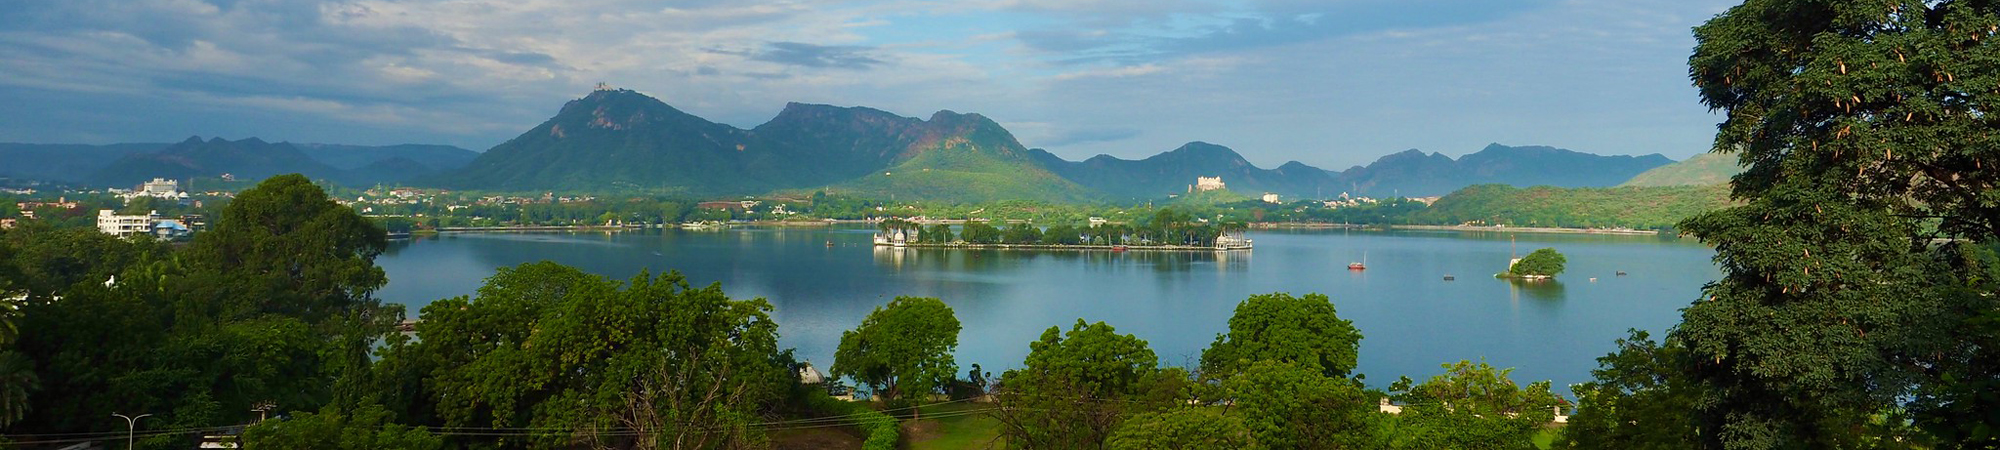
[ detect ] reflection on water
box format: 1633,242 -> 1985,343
871,246 -> 1254,274
1506,279 -> 1566,303
377,226 -> 1716,389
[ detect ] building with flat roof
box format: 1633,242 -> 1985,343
97,210 -> 160,237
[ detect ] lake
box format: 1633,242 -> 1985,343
376,227 -> 1719,391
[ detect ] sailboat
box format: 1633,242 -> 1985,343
1348,251 -> 1367,271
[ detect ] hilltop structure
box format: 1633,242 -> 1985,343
119,178 -> 187,202
1191,176 -> 1226,193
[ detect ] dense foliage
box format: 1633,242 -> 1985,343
991,320 -> 1184,448
1418,184 -> 1732,230
1555,0 -> 2000,448
831,296 -> 961,406
4,174 -> 406,447
1105,408 -> 1255,449
1385,360 -> 1562,450
1506,248 -> 1567,278
1199,292 -> 1363,379
239,404 -> 442,450
380,261 -> 794,449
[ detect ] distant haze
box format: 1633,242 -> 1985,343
0,0 -> 1734,168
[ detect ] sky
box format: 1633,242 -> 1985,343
0,0 -> 1739,169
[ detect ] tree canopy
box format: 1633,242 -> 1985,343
1668,0 -> 2000,447
831,296 -> 961,405
994,319 -> 1182,449
382,261 -> 794,449
1507,248 -> 1566,278
1106,408 -> 1254,450
1200,292 -> 1362,379
1386,360 -> 1562,450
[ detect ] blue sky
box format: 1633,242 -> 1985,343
0,0 -> 1737,169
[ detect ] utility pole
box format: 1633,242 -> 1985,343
112,412 -> 152,450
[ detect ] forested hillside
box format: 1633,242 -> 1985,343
1417,184 -> 1733,229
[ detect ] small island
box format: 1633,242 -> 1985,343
1497,247 -> 1566,280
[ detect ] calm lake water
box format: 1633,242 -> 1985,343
376,227 -> 1719,391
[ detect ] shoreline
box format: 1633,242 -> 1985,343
875,242 -> 1251,252
433,225 -> 643,233
1391,224 -> 1661,236
405,221 -> 1663,237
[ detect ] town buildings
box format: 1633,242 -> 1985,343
96,209 -> 202,239
119,178 -> 189,202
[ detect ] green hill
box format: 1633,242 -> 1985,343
1418,184 -> 1734,229
1618,152 -> 1743,187
830,111 -> 1096,203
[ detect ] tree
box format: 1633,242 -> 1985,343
393,262 -> 792,449
1385,360 -> 1561,450
0,352 -> 35,429
960,221 -> 1002,244
994,319 -> 1177,449
1107,408 -> 1255,450
923,223 -> 955,243
831,296 -> 961,407
184,173 -> 388,323
239,404 -> 441,450
1224,360 -> 1381,449
1042,224 -> 1082,245
1002,222 -> 1042,244
5,175 -> 392,435
1679,1 -> 2000,447
1506,248 -> 1566,278
1200,292 -> 1362,379
1556,330 -> 1697,450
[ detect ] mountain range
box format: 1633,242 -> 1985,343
429,89 -> 1673,201
0,139 -> 477,188
3,89 -> 1676,202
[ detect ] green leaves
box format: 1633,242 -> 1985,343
1200,292 -> 1362,379
995,319 -> 1172,449
395,261 -> 791,449
1386,360 -> 1561,450
1223,360 -> 1381,449
239,404 -> 442,450
1107,408 -> 1255,450
830,296 -> 961,404
1507,248 -> 1567,277
1672,1 -> 2000,446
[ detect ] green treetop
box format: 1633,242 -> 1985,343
994,319 -> 1182,449
1506,248 -> 1566,278
1200,292 -> 1363,379
831,296 -> 962,406
1670,0 -> 2000,447
1387,360 -> 1563,450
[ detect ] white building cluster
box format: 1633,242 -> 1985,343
96,209 -> 197,239
116,178 -> 189,202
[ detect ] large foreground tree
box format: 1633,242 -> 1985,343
1669,0 -> 2000,447
385,262 -> 794,449
993,320 -> 1184,449
1200,292 -> 1362,379
831,296 -> 960,407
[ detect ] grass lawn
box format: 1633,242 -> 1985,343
905,401 -> 1004,450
